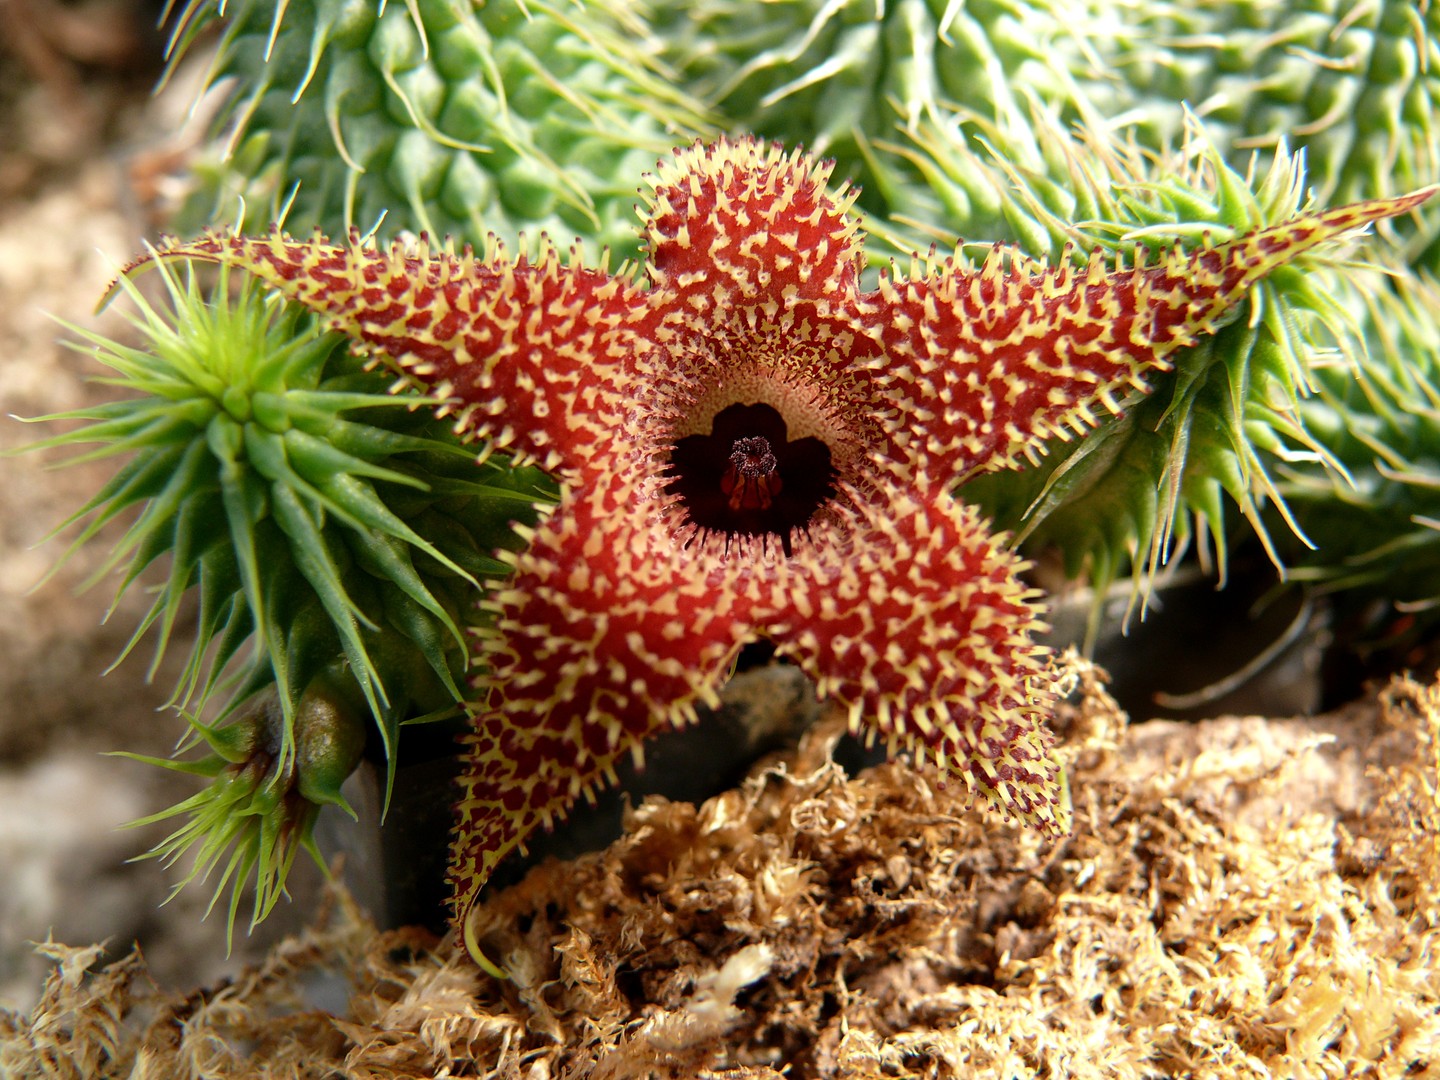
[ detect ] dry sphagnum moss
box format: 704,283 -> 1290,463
4,662 -> 1440,1079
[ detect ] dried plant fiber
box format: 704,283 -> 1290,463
4,663 -> 1439,1079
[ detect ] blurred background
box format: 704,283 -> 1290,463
0,0 -> 324,1012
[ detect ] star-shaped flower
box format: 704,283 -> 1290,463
134,138 -> 1432,971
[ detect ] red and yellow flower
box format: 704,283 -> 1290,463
133,137 -> 1433,971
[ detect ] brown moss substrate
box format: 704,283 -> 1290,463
5,663 -> 1440,1079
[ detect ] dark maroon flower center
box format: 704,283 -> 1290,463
668,403 -> 836,554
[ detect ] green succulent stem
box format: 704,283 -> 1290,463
1280,269 -> 1440,621
162,0 -> 713,254
23,257 -> 554,925
114,662 -> 366,947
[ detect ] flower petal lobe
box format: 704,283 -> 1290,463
643,137 -> 864,310
448,464 -> 755,941
767,468 -> 1067,834
130,231 -> 647,471
872,186 -> 1438,478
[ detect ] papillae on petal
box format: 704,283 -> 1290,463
449,461 -> 758,962
643,139 -> 865,309
127,231 -> 648,474
765,467 -> 1065,831
863,186 -> 1439,479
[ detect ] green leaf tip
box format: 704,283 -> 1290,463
117,670 -> 365,950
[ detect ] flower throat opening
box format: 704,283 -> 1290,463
667,403 -> 837,556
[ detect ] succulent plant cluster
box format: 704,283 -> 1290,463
26,0 -> 1439,936
650,1 -> 1440,257
164,0 -> 712,258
